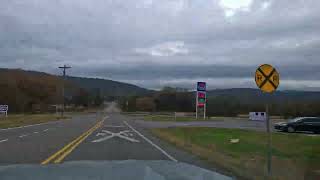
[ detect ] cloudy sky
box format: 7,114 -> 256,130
1,0 -> 320,90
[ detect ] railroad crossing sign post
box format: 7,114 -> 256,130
255,64 -> 280,178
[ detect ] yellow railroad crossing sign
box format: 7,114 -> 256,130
255,64 -> 280,93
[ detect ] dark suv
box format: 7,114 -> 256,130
274,117 -> 320,134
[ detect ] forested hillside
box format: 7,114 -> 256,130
0,68 -> 152,113
66,76 -> 152,97
0,68 -> 80,112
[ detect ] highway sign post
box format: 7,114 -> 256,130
0,105 -> 8,117
196,82 -> 206,120
255,64 -> 280,177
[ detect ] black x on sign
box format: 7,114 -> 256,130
255,64 -> 280,93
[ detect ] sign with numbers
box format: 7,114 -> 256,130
255,64 -> 280,93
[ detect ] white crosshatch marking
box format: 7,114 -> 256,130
92,130 -> 140,143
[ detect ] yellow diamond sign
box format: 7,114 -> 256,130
255,64 -> 280,93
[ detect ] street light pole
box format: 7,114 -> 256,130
58,65 -> 71,117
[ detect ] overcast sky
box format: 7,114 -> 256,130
1,0 -> 320,90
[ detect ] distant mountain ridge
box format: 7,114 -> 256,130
206,88 -> 320,104
1,68 -> 320,105
65,76 -> 153,97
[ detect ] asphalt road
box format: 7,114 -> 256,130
0,113 -> 99,165
65,113 -> 175,161
0,104 -> 234,178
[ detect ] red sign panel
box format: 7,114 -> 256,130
197,103 -> 205,108
197,92 -> 206,99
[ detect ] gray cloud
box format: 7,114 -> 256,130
0,0 -> 320,90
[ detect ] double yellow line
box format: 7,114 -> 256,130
41,120 -> 104,165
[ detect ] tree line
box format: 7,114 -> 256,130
119,87 -> 320,118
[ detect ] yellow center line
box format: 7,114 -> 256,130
53,122 -> 102,163
41,120 -> 104,165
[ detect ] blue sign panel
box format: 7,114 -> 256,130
197,82 -> 206,91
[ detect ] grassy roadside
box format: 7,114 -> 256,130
0,114 -> 69,129
143,115 -> 230,121
151,127 -> 320,180
144,115 -> 196,122
143,115 -> 283,122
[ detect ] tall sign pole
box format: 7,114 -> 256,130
196,82 -> 206,120
255,64 -> 280,178
196,93 -> 198,120
204,95 -> 206,120
59,65 -> 71,117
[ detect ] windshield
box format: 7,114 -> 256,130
0,1 -> 320,180
288,118 -> 304,123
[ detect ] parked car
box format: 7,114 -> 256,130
274,117 -> 320,133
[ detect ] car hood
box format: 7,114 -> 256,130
0,160 -> 233,180
275,122 -> 288,126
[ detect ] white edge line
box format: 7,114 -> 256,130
0,121 -> 59,131
19,134 -> 28,138
123,121 -> 178,162
0,139 -> 8,143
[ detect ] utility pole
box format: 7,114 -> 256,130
58,65 -> 71,117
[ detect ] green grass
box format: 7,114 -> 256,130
143,115 -> 213,121
152,127 -> 320,179
144,115 -> 193,121
0,114 -> 69,129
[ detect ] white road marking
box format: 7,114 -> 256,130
96,132 -> 107,136
19,134 -> 28,138
0,139 -> 8,143
0,121 -> 59,131
123,121 -> 178,162
103,125 -> 125,128
306,134 -> 320,137
92,130 -> 140,143
43,129 -> 49,132
33,131 -> 39,134
180,123 -> 190,126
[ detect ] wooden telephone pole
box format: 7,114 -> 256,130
58,65 -> 71,117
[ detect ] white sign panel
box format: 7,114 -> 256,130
0,105 -> 8,116
249,112 -> 266,121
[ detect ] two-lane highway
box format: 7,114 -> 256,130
0,106 -> 234,178
0,112 -> 179,164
